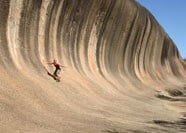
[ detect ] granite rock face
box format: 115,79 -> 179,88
0,0 -> 185,132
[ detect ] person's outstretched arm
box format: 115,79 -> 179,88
45,61 -> 54,65
60,64 -> 66,67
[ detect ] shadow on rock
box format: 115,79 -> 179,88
153,118 -> 186,132
102,129 -> 120,133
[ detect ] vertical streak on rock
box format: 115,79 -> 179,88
0,0 -> 10,66
50,0 -> 64,63
44,0 -> 55,61
38,0 -> 51,62
0,0 -> 10,67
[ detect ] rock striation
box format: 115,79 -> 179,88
0,0 -> 185,132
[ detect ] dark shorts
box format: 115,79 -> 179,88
53,68 -> 61,76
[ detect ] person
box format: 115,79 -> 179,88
47,59 -> 64,78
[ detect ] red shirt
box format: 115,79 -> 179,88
54,64 -> 60,69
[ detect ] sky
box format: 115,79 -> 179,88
136,0 -> 186,59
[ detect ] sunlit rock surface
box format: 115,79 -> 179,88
0,0 -> 186,132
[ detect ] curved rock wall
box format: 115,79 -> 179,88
1,0 -> 185,82
0,0 -> 185,132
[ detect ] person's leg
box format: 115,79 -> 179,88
53,68 -> 61,77
56,69 -> 61,77
53,69 -> 58,77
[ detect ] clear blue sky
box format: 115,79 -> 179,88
136,0 -> 186,59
